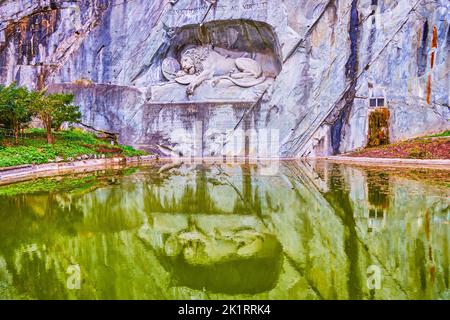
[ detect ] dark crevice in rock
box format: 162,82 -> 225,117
330,0 -> 359,155
446,24 -> 450,53
330,106 -> 350,155
344,0 -> 360,80
417,20 -> 429,77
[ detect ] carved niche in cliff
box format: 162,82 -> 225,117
154,20 -> 282,101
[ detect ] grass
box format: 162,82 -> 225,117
428,130 -> 450,138
348,130 -> 450,160
0,128 -> 147,168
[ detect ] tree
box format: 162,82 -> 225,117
32,92 -> 81,144
0,85 -> 5,127
0,83 -> 34,144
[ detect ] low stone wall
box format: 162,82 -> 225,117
0,155 -> 157,186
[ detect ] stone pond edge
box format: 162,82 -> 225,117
0,155 -> 157,186
315,156 -> 450,169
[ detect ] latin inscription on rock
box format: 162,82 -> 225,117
168,1 -> 268,17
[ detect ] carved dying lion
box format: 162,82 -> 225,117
163,46 -> 266,96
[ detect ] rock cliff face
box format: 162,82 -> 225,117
1,0 -> 449,157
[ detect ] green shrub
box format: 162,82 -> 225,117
0,129 -> 148,167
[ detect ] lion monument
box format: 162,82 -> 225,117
162,46 -> 266,96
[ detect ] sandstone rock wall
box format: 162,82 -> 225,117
0,0 -> 448,157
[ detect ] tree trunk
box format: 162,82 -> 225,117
14,127 -> 19,145
13,118 -> 19,145
45,116 -> 54,144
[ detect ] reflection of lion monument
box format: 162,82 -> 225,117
162,46 -> 266,96
138,216 -> 282,294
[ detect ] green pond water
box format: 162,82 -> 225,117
0,161 -> 449,300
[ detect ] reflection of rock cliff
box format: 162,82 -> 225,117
1,0 -> 448,156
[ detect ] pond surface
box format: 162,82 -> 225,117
0,160 -> 449,300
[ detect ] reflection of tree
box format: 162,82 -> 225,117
0,193 -> 84,253
367,172 -> 390,210
0,169 -> 143,299
0,170 -> 140,249
362,171 -> 390,233
0,192 -> 86,299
